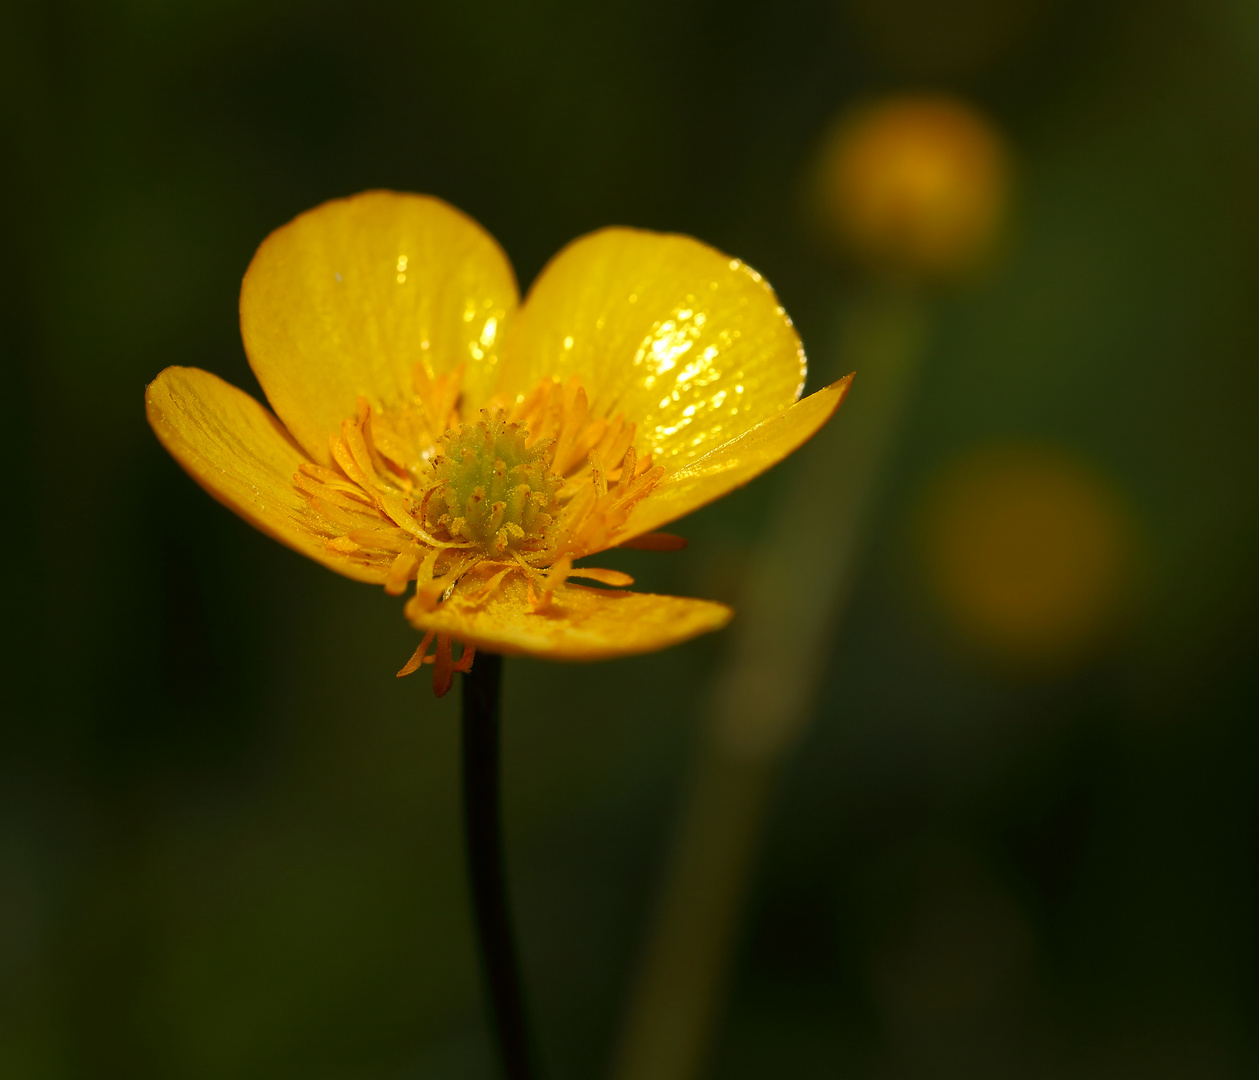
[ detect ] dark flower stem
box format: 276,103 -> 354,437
461,653 -> 535,1080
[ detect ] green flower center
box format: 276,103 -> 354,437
423,414 -> 562,557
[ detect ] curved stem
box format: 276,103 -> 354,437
461,653 -> 535,1080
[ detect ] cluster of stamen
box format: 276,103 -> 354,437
292,361 -> 670,695
422,417 -> 562,556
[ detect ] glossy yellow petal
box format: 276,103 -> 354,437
145,366 -> 386,584
616,376 -> 852,542
405,564 -> 732,660
499,228 -> 806,470
240,191 -> 518,463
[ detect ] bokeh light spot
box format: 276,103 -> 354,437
918,444 -> 1138,669
813,95 -> 1010,280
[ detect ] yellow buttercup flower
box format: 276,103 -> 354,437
146,192 -> 849,695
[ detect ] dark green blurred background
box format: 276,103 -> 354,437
4,1 -> 1259,1077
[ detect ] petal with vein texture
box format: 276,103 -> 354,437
499,228 -> 806,470
240,191 -> 518,462
406,567 -> 732,660
617,376 -> 852,542
145,366 -> 386,584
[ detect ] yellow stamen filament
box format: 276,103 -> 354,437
294,371 -> 680,694
567,566 -> 634,587
395,629 -> 474,697
469,563 -> 518,601
432,634 -> 455,697
396,629 -> 437,677
415,361 -> 465,434
590,450 -> 609,498
527,553 -> 572,612
386,551 -> 420,596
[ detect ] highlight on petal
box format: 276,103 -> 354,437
404,563 -> 732,660
615,375 -> 853,542
145,366 -> 386,584
498,227 -> 807,471
240,191 -> 519,463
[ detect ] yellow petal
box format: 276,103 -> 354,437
498,228 -> 806,470
615,375 -> 852,541
405,565 -> 732,660
240,191 -> 518,462
145,366 -> 386,584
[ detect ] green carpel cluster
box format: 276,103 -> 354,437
423,414 -> 562,556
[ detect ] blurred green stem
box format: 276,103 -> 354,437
462,654 -> 535,1080
609,287 -> 928,1080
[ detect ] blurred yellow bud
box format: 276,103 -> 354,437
816,95 -> 1010,279
918,445 -> 1137,670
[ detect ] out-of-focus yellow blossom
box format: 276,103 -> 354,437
918,445 -> 1136,668
147,192 -> 849,695
815,94 -> 1010,279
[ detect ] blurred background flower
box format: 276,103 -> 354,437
811,94 -> 1010,280
917,443 -> 1139,670
4,1 -> 1259,1078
